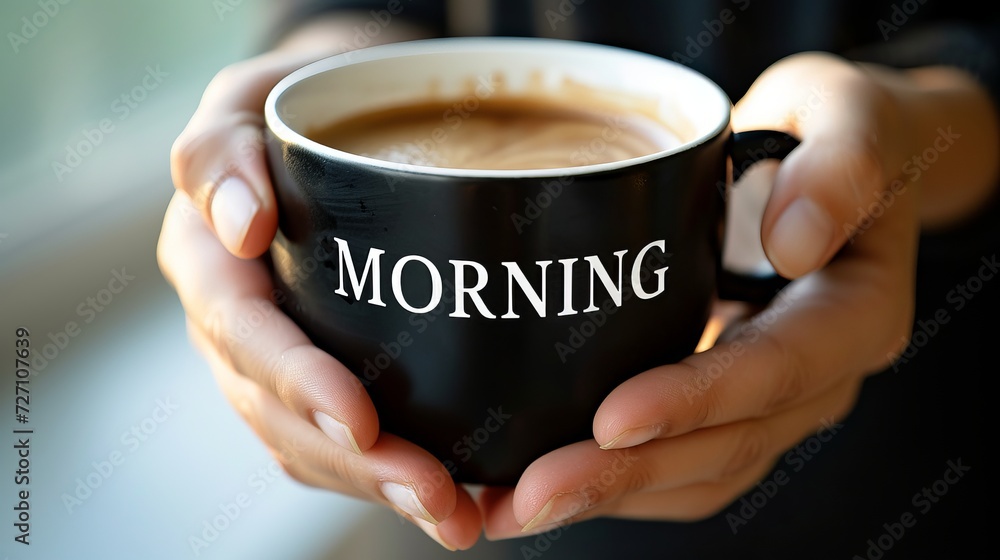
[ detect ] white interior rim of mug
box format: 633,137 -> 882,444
265,37 -> 732,179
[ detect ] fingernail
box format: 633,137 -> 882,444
381,481 -> 439,525
210,176 -> 259,252
313,411 -> 362,455
766,197 -> 835,277
412,517 -> 458,551
599,423 -> 665,450
521,493 -> 590,533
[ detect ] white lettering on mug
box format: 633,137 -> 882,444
333,237 -> 670,318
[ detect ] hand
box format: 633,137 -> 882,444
157,45 -> 482,551
478,52 -> 998,537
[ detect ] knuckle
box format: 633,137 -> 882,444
169,132 -> 199,184
759,331 -> 807,412
841,139 -> 886,208
578,485 -> 603,507
675,361 -> 720,431
170,113 -> 265,203
208,60 -> 252,94
169,130 -> 216,208
217,297 -> 288,388
271,449 -> 310,486
315,443 -> 361,486
269,355 -> 296,406
686,460 -> 779,521
721,423 -> 770,479
622,461 -> 655,496
155,226 -> 175,280
412,470 -> 452,505
269,344 -> 315,411
200,300 -> 241,367
266,368 -> 295,413
854,139 -> 885,185
696,388 -> 722,430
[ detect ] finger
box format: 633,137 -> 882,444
596,464 -> 774,522
413,487 -> 483,551
733,52 -> 909,278
594,188 -> 915,448
160,192 -> 378,455
484,380 -> 856,539
481,456 -> 774,539
169,51 -> 318,257
593,286 -> 886,448
196,332 -> 473,537
479,488 -> 521,540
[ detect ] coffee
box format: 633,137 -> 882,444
307,97 -> 682,170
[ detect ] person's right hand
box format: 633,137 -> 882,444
157,49 -> 482,551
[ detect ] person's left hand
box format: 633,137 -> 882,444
477,52 -> 934,538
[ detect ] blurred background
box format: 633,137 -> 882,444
0,1 -> 449,558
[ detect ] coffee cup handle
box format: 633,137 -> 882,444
717,129 -> 801,304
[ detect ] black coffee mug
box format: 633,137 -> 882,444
264,38 -> 798,485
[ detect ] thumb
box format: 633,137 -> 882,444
733,52 -> 909,278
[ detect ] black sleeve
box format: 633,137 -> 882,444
263,0 -> 447,48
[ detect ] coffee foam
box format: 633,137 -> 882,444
307,71 -> 693,171
309,96 -> 682,170
425,70 -> 696,143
